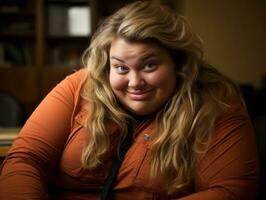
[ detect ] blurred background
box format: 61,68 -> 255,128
0,0 -> 265,199
0,0 -> 265,124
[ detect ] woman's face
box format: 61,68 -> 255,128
109,38 -> 177,116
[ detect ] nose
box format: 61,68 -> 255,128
128,72 -> 145,88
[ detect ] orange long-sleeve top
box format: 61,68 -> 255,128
0,69 -> 259,200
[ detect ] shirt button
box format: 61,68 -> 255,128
144,134 -> 150,141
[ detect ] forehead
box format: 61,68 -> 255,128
109,38 -> 168,59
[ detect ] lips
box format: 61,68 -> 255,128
127,90 -> 153,100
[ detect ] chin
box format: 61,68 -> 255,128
123,101 -> 159,116
129,107 -> 156,116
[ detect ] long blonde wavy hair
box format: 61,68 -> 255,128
81,1 -> 241,193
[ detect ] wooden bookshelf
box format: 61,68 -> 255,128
0,0 -> 97,120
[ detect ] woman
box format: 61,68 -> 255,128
0,1 -> 259,199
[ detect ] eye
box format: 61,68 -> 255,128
115,65 -> 129,74
143,63 -> 157,72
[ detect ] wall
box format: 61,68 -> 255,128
183,0 -> 266,88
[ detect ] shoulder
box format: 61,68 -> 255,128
215,100 -> 250,131
63,68 -> 88,88
54,68 -> 88,99
40,68 -> 89,118
208,100 -> 255,153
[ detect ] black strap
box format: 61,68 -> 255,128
101,129 -> 133,200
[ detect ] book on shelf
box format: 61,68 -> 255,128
0,42 -> 34,67
0,5 -> 20,13
0,1 -> 33,14
5,43 -> 24,64
48,45 -> 82,67
47,5 -> 91,37
47,5 -> 69,36
68,6 -> 91,36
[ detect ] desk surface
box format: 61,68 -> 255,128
0,127 -> 20,157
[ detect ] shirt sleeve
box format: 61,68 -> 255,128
0,69 -> 86,199
178,104 -> 260,200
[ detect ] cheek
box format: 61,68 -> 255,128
109,73 -> 127,91
149,70 -> 176,88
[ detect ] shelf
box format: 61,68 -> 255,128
0,12 -> 35,38
0,32 -> 35,38
0,64 -> 35,69
48,0 -> 89,2
46,35 -> 90,41
0,0 -> 35,15
0,0 -> 96,120
47,0 -> 90,5
0,11 -> 35,17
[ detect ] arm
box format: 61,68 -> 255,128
179,105 -> 260,200
0,70 -> 86,199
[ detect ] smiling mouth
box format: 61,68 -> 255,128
127,90 -> 153,100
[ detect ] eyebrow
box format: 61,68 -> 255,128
110,52 -> 158,63
110,56 -> 125,63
